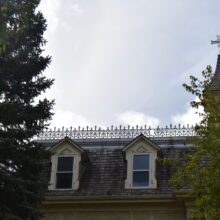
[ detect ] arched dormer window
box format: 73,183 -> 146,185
122,134 -> 160,189
48,137 -> 85,190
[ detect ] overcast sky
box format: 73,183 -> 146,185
38,0 -> 220,129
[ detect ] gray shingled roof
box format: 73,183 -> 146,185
41,136 -> 191,197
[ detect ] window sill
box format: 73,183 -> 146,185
49,188 -> 75,191
129,186 -> 156,189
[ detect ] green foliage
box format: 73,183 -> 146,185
169,66 -> 220,219
0,0 -> 54,219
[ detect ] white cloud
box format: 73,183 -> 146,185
38,0 -> 219,127
115,111 -> 160,127
50,110 -> 91,128
69,3 -> 84,15
38,0 -> 61,33
171,101 -> 203,125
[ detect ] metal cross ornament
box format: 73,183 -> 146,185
211,35 -> 220,48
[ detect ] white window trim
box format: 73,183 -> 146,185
48,137 -> 84,191
55,155 -> 75,190
123,136 -> 158,189
49,151 -> 82,191
131,153 -> 151,189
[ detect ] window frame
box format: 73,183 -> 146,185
48,137 -> 85,191
55,154 -> 75,190
131,153 -> 151,188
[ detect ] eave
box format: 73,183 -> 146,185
41,194 -> 189,211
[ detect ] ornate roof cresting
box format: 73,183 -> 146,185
36,124 -> 197,140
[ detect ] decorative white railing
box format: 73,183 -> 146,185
36,124 -> 196,140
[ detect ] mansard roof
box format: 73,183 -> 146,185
41,134 -> 191,197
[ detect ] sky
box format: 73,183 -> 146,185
38,0 -> 220,129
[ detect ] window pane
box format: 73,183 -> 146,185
56,173 -> 73,189
57,157 -> 74,171
133,171 -> 149,187
133,155 -> 149,170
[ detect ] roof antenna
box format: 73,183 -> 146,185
211,35 -> 220,53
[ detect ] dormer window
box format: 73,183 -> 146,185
122,134 -> 160,189
132,154 -> 150,187
48,137 -> 85,190
56,156 -> 74,189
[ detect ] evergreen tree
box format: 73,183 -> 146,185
169,65 -> 220,219
0,0 -> 54,219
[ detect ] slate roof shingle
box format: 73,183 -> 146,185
41,137 -> 191,197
